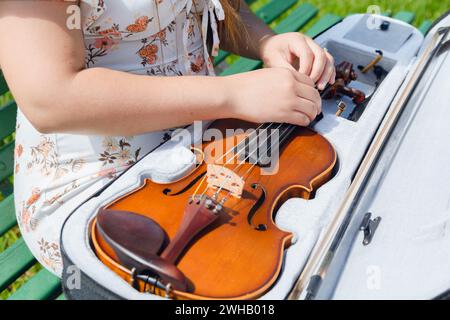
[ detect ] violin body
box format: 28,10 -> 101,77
91,119 -> 336,299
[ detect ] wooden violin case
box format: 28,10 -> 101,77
60,13 -> 450,300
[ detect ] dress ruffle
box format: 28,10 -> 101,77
80,0 -> 107,31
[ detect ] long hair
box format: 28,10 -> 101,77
219,0 -> 245,47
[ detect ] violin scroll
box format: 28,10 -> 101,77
321,61 -> 366,104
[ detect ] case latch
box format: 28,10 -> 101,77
359,212 -> 381,245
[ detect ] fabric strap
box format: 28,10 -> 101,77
182,0 -> 225,75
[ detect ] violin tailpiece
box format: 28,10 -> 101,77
161,197 -> 221,264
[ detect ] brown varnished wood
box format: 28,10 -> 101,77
96,209 -> 190,291
91,119 -> 337,299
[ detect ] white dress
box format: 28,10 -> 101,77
13,0 -> 224,276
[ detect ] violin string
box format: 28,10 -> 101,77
215,112 -> 323,204
194,90 -> 326,204
191,123 -> 275,200
191,174 -> 208,200
193,121 -> 293,202
212,123 -> 284,198
216,125 -> 294,205
215,123 -> 274,169
214,123 -> 266,164
242,128 -> 290,179
226,123 -> 284,178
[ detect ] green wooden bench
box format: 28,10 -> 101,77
0,74 -> 64,300
0,0 -> 434,300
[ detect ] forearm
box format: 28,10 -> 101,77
0,1 -> 231,136
29,68 -> 231,135
220,1 -> 274,60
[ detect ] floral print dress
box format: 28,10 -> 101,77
14,0 -> 224,276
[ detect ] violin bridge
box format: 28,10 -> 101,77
206,164 -> 245,198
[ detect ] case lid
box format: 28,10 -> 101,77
326,14 -> 450,299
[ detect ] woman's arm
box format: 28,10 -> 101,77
0,1 -> 231,135
222,1 -> 336,90
0,1 -> 322,135
219,1 -> 274,60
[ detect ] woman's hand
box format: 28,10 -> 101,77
225,68 -> 322,127
259,33 -> 336,90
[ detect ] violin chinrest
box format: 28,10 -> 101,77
97,209 -> 190,291
97,209 -> 167,257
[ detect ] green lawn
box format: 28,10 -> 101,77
221,0 -> 449,65
250,0 -> 450,28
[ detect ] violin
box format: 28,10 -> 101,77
91,117 -> 336,299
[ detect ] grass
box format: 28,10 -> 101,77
1,0 -> 449,300
250,0 -> 450,28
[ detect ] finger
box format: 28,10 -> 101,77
289,36 -> 314,76
287,111 -> 312,127
293,98 -> 318,121
305,38 -> 327,83
295,83 -> 322,114
330,62 -> 336,84
291,70 -> 315,87
327,51 -> 336,84
317,53 -> 336,90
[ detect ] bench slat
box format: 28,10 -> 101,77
393,11 -> 416,24
305,14 -> 343,38
214,50 -> 230,66
0,238 -> 36,292
0,178 -> 14,200
215,0 -> 297,65
0,100 -> 17,141
0,141 -> 14,183
8,268 -> 61,300
419,20 -> 433,35
254,0 -> 297,25
273,3 -> 318,34
219,57 -> 260,76
0,195 -> 16,237
220,4 -> 319,76
0,73 -> 8,97
56,293 -> 66,300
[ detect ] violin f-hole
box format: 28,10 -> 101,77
163,171 -> 207,196
247,183 -> 267,231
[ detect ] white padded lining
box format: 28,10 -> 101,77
61,15 -> 424,300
